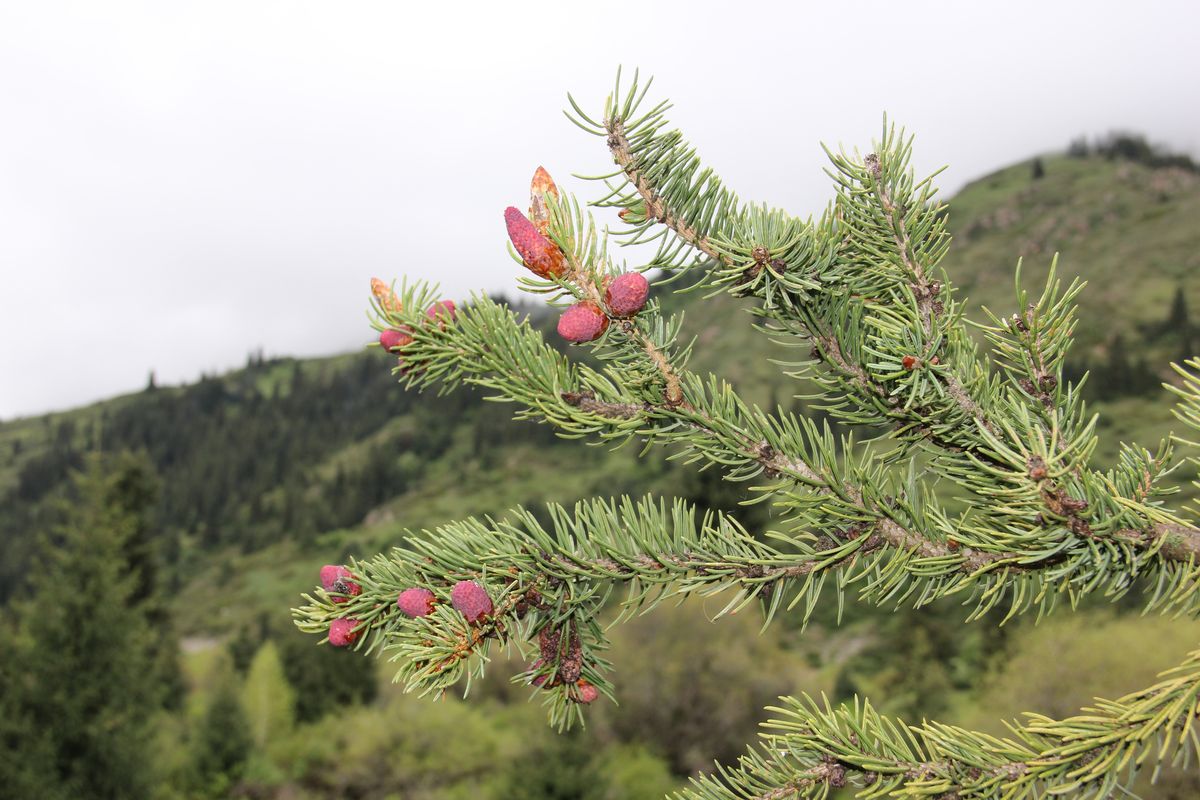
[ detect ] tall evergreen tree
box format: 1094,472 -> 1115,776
0,453 -> 166,800
191,656 -> 252,797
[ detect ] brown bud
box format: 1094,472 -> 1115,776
1028,455 -> 1048,481
528,166 -> 560,236
370,277 -> 402,313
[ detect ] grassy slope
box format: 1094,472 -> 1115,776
943,155 -> 1200,354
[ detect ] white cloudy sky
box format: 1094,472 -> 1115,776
1,0 -> 1196,419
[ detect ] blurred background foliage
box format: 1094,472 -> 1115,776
1,140 -> 1199,798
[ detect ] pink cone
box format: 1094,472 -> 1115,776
379,328 -> 414,352
397,587 -> 436,618
529,657 -> 553,688
320,564 -> 360,603
450,580 -> 493,623
605,272 -> 649,317
576,680 -> 599,704
328,618 -> 360,647
557,302 -> 609,343
505,206 -> 566,279
426,300 -> 457,327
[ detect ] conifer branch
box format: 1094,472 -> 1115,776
372,281 -> 1200,592
605,116 -> 726,266
297,71 -> 1200,797
578,73 -> 1200,566
680,645 -> 1200,799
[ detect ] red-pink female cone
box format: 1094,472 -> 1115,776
528,657 -> 556,688
328,618 -> 360,647
604,272 -> 649,317
426,300 -> 457,327
379,327 -> 413,352
575,680 -> 599,704
450,580 -> 493,623
505,207 -> 566,279
320,565 -> 361,604
557,302 -> 609,343
397,587 -> 436,618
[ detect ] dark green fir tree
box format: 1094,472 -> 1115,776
0,453 -> 170,800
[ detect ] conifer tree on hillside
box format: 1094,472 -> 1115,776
1,453 -> 169,800
294,72 -> 1200,799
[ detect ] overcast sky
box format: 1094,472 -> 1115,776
1,1 -> 1196,419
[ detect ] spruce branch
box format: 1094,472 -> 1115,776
679,645 -> 1200,799
366,275 -> 1200,624
296,70 -> 1200,798
576,72 -> 1200,566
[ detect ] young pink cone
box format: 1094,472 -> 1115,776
319,564 -> 346,590
604,272 -> 650,317
379,327 -> 414,352
397,587 -> 436,618
557,302 -> 609,343
575,680 -> 599,704
328,618 -> 360,647
450,580 -> 493,623
319,564 -> 360,603
504,206 -> 566,279
425,300 -> 457,327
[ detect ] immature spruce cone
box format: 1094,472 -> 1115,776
505,206 -> 567,279
370,277 -> 402,312
450,580 -> 493,623
379,327 -> 414,352
425,300 -> 456,327
328,618 -> 360,647
528,166 -> 560,236
396,587 -> 436,618
319,565 -> 360,603
528,657 -> 556,688
557,302 -> 609,343
604,272 -> 649,317
574,679 -> 599,704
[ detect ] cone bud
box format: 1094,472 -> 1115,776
557,302 -> 609,343
370,278 -> 402,313
379,327 -> 414,352
397,587 -> 436,618
328,618 -> 360,647
575,679 -> 599,704
450,580 -> 493,623
528,166 -> 560,236
426,300 -> 457,327
505,206 -> 567,279
320,565 -> 360,603
604,272 -> 649,317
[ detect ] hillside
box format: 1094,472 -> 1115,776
945,153 -> 1199,360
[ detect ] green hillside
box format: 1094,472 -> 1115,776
2,146 -> 1199,798
946,153 -> 1199,357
